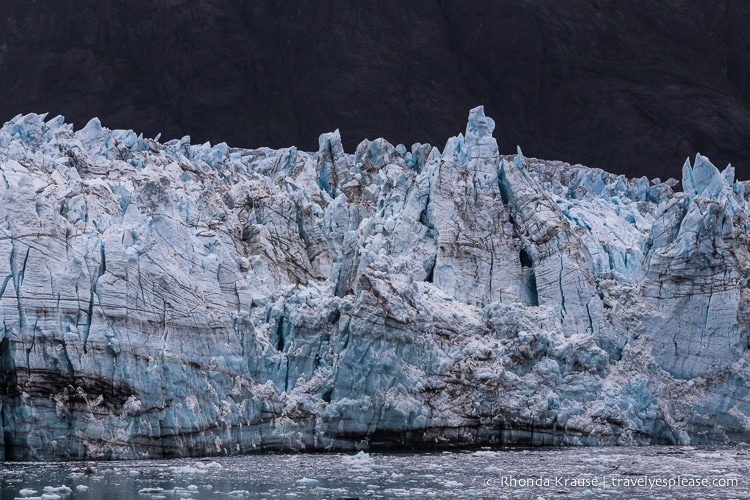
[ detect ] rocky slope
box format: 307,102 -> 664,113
0,108 -> 749,460
1,0 -> 750,180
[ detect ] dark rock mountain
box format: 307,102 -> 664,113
1,0 -> 749,180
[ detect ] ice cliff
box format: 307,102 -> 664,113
1,108 -> 749,460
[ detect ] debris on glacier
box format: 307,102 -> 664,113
0,107 -> 749,460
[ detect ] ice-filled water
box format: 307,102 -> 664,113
1,447 -> 748,499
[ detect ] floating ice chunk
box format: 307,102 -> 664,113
42,486 -> 71,495
471,451 -> 498,457
170,465 -> 208,474
342,450 -> 374,464
296,477 -> 320,486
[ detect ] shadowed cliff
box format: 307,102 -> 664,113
1,0 -> 749,180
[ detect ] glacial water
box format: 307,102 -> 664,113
0,446 -> 748,499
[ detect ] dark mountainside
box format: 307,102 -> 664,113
1,0 -> 749,181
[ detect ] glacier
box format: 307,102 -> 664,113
0,107 -> 749,460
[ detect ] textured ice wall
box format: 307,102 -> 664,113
0,109 -> 749,460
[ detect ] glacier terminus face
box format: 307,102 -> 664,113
0,108 -> 749,460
